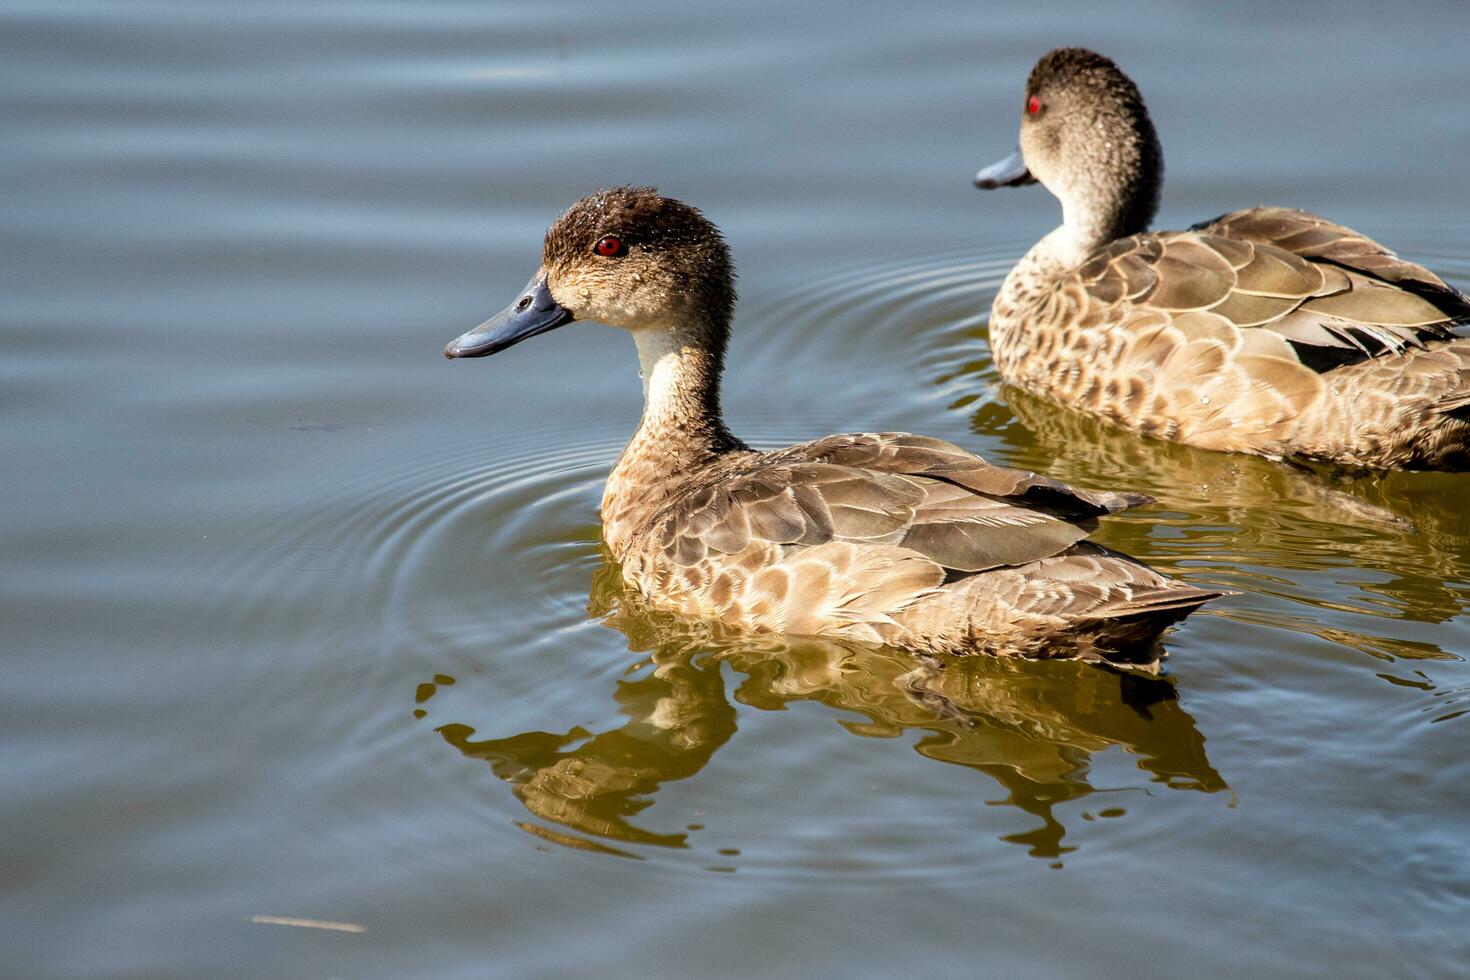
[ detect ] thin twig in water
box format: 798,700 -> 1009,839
248,915 -> 366,934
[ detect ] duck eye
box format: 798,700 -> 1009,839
595,235 -> 624,257
1027,95 -> 1041,116
516,295 -> 532,311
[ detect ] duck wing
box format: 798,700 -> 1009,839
1197,207 -> 1467,305
1082,209 -> 1469,375
653,432 -> 1148,574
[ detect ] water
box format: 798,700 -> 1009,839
5,1 -> 1469,976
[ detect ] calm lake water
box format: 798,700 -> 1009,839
5,1 -> 1470,976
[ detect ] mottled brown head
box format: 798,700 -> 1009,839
445,187 -> 737,360
542,187 -> 736,333
980,47 -> 1163,243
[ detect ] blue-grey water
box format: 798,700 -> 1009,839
5,2 -> 1469,977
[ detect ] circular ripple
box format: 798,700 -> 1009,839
359,244 -> 1240,880
191,234 -> 1469,879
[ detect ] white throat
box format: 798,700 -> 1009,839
1048,159 -> 1156,266
632,325 -> 699,424
1028,225 -> 1092,278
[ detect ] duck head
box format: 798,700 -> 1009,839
975,48 -> 1163,248
445,187 -> 735,360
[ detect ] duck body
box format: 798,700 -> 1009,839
447,188 -> 1220,665
605,428 -> 1214,663
977,49 -> 1470,469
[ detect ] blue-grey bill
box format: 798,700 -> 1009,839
444,274 -> 576,359
974,147 -> 1036,189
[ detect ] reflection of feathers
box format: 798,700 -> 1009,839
992,207 -> 1470,467
529,590 -> 1228,858
614,431 -> 1219,664
995,386 -> 1470,631
441,590 -> 1230,859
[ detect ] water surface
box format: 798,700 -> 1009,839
5,2 -> 1469,977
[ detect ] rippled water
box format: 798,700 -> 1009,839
6,2 -> 1470,977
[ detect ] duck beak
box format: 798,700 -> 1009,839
974,147 -> 1036,189
444,273 -> 576,359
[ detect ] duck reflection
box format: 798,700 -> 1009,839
425,561 -> 1227,861
975,385 -> 1470,642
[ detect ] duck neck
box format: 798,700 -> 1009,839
630,319 -> 742,459
1054,181 -> 1155,263
996,144 -> 1161,324
1054,118 -> 1162,266
602,318 -> 747,555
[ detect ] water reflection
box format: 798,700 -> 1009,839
960,376 -> 1470,659
421,560 -> 1227,863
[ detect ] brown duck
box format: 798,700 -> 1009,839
444,188 -> 1220,664
975,47 -> 1470,469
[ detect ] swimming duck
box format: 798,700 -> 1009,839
974,47 -> 1470,469
444,187 -> 1220,664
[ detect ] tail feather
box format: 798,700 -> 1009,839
1092,584 -> 1228,619
1433,388 -> 1470,419
1072,585 -> 1228,665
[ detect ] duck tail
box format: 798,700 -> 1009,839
1410,342 -> 1470,469
1432,387 -> 1470,420
1072,584 -> 1227,667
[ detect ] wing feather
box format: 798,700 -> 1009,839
649,433 -> 1143,575
1081,209 -> 1470,376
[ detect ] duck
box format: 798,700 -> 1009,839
973,47 -> 1470,470
444,187 -> 1222,665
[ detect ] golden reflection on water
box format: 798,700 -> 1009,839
416,358 -> 1470,866
421,561 -> 1227,863
969,383 -> 1470,660
416,367 -> 1470,867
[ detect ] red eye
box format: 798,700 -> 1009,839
595,235 -> 623,257
1027,95 -> 1041,116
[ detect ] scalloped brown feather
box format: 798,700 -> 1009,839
608,432 -> 1220,664
992,207 -> 1470,468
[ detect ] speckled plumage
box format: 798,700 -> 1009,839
982,48 -> 1470,469
457,188 -> 1222,664
608,429 -> 1215,662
